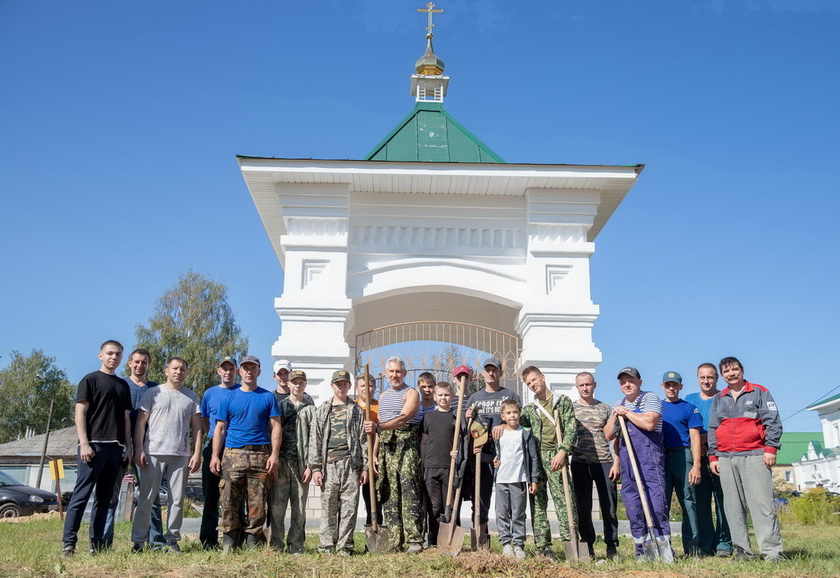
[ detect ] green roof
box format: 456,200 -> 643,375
365,102 -> 504,163
808,392 -> 840,410
777,432 -> 825,465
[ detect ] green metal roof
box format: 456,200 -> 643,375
365,102 -> 504,163
776,432 -> 825,465
808,392 -> 840,410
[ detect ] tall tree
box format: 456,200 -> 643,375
0,350 -> 75,444
134,271 -> 248,397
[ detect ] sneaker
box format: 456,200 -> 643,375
765,554 -> 786,563
132,542 -> 146,554
715,549 -> 732,558
166,542 -> 182,555
406,543 -> 423,554
61,546 -> 75,558
513,546 -> 526,560
336,549 -> 351,557
540,547 -> 555,561
502,544 -> 514,559
606,545 -> 617,560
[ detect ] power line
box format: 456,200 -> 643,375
782,384 -> 840,424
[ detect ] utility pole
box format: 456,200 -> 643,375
35,374 -> 55,489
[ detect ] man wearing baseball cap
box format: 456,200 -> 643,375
210,355 -> 282,552
273,360 -> 314,404
269,369 -> 314,553
309,370 -> 368,554
605,367 -> 671,559
463,358 -> 521,545
660,371 -> 703,555
273,360 -> 293,398
198,356 -> 240,549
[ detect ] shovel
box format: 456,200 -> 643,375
437,371 -> 469,554
554,409 -> 590,561
469,415 -> 490,551
363,364 -> 390,553
618,415 -> 673,563
437,484 -> 467,556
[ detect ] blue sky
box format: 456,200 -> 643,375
2,1 -> 838,433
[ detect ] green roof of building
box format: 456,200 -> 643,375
365,102 -> 505,163
777,432 -> 825,465
807,392 -> 840,410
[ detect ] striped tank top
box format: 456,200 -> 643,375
379,385 -> 420,425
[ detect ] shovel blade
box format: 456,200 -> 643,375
655,536 -> 674,564
364,524 -> 390,554
437,523 -> 467,556
471,528 -> 490,551
577,542 -> 591,560
563,540 -> 579,561
641,539 -> 659,561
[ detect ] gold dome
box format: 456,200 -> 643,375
415,35 -> 445,76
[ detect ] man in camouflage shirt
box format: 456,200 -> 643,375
309,370 -> 368,555
269,370 -> 314,553
518,366 -> 578,561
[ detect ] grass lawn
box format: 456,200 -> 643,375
1,514 -> 837,576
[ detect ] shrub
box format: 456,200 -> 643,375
780,488 -> 840,525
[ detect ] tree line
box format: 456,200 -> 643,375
0,272 -> 248,444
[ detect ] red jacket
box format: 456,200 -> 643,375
708,381 -> 782,461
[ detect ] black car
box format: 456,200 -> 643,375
0,470 -> 59,518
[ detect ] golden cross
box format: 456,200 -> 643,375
418,2 -> 443,36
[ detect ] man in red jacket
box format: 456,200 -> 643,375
708,357 -> 783,562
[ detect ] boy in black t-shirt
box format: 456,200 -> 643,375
421,381 -> 461,547
61,340 -> 133,557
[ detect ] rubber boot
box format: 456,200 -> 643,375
222,529 -> 241,555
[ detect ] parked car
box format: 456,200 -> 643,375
0,470 -> 59,518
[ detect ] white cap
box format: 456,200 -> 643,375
273,359 -> 292,374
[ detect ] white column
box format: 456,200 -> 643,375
270,184 -> 353,403
517,189 -> 602,398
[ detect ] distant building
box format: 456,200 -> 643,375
792,393 -> 840,492
0,426 -> 79,491
774,432 -> 824,490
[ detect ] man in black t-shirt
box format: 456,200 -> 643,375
61,340 -> 132,557
463,358 -> 521,537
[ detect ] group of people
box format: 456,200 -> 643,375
60,341 -> 784,564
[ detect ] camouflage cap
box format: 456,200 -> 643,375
331,370 -> 352,383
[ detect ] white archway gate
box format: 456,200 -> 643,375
240,157 -> 642,402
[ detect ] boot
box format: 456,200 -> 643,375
222,529 -> 241,555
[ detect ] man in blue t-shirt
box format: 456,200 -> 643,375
661,371 -> 703,556
210,355 -> 282,552
684,363 -> 732,557
199,355 -> 240,549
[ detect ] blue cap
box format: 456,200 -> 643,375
662,371 -> 682,384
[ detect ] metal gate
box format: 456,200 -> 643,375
354,321 -> 521,396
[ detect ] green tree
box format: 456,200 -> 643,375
134,271 -> 249,397
0,350 -> 75,444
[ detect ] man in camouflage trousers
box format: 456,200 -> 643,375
269,370 -> 314,553
210,356 -> 282,553
518,366 -> 578,561
310,370 -> 368,555
364,357 -> 423,553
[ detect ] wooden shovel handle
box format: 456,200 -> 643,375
554,409 -> 578,541
444,374 -> 468,511
618,414 -> 656,528
364,364 -> 379,531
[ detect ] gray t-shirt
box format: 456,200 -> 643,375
140,385 -> 200,456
